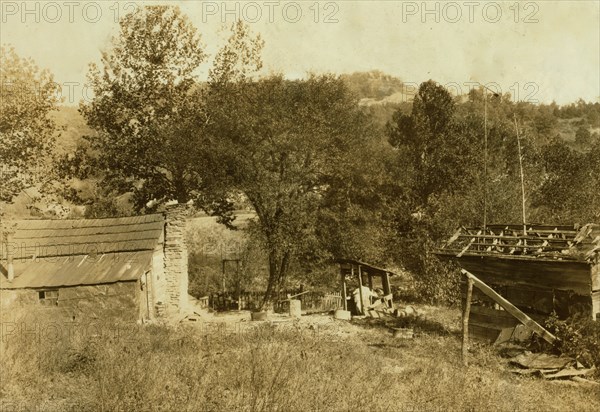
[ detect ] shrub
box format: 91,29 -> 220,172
545,313 -> 600,373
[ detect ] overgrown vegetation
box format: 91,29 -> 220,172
546,314 -> 600,375
2,309 -> 599,411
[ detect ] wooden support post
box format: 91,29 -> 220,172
236,260 -> 241,311
222,260 -> 226,293
382,272 -> 391,295
461,269 -> 557,344
382,272 -> 392,307
462,277 -> 474,366
340,266 -> 348,311
357,265 -> 364,315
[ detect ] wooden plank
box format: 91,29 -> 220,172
470,306 -> 519,329
457,231 -> 482,257
468,323 -> 502,342
592,263 -> 599,292
543,369 -> 594,380
461,270 -> 557,344
593,291 -> 600,321
457,256 -> 591,295
456,234 -> 576,244
444,228 -> 463,247
505,286 -> 554,314
461,285 -> 496,304
462,277 -> 473,366
453,242 -> 570,251
357,265 -> 364,315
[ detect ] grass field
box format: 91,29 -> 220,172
1,305 -> 599,411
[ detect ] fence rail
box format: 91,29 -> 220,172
208,289 -> 341,312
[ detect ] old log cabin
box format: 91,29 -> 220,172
436,224 -> 600,342
0,203 -> 189,322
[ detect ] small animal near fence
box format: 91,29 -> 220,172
209,290 -> 342,313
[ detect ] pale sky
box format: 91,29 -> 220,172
1,0 -> 599,105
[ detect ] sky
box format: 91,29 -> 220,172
1,0 -> 599,105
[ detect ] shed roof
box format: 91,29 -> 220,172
436,223 -> 600,262
337,259 -> 397,276
1,214 -> 164,289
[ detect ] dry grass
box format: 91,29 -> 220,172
1,306 -> 599,411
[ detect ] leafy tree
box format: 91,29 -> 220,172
206,74 -> 376,307
387,80 -> 477,206
0,46 -> 60,205
340,71 -> 404,100
533,137 -> 600,222
79,5 -> 210,213
575,125 -> 592,146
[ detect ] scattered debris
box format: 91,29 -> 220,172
510,352 -> 574,370
391,327 -> 414,339
507,350 -> 597,383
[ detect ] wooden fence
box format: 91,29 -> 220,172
209,289 -> 342,313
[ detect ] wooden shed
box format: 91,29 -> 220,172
436,224 -> 600,342
337,259 -> 396,315
0,204 -> 189,322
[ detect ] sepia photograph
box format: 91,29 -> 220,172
1,1 -> 599,410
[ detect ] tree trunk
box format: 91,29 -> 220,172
260,249 -> 280,310
260,248 -> 291,311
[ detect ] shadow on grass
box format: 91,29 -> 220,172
352,314 -> 461,338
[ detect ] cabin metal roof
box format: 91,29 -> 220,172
0,251 -> 153,289
1,214 -> 164,289
436,223 -> 600,262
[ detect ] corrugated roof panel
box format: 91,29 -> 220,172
14,214 -> 163,230
6,240 -> 160,260
2,214 -> 165,259
12,231 -> 162,247
0,251 -> 152,289
13,221 -> 165,239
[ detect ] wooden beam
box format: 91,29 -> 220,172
341,266 -> 348,311
444,227 -> 463,248
358,265 -> 364,315
382,272 -> 391,297
463,277 -> 473,366
457,231 -> 482,257
461,269 -> 557,344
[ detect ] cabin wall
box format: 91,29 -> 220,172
458,256 -> 592,295
461,273 -> 595,343
151,244 -> 166,317
0,282 -> 140,323
0,289 -> 38,311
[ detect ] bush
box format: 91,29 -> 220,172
545,313 -> 600,373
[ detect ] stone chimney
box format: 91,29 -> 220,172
162,202 -> 189,316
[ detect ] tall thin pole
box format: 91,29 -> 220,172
462,276 -> 474,367
483,89 -> 488,233
513,114 -> 527,236
357,265 -> 364,315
